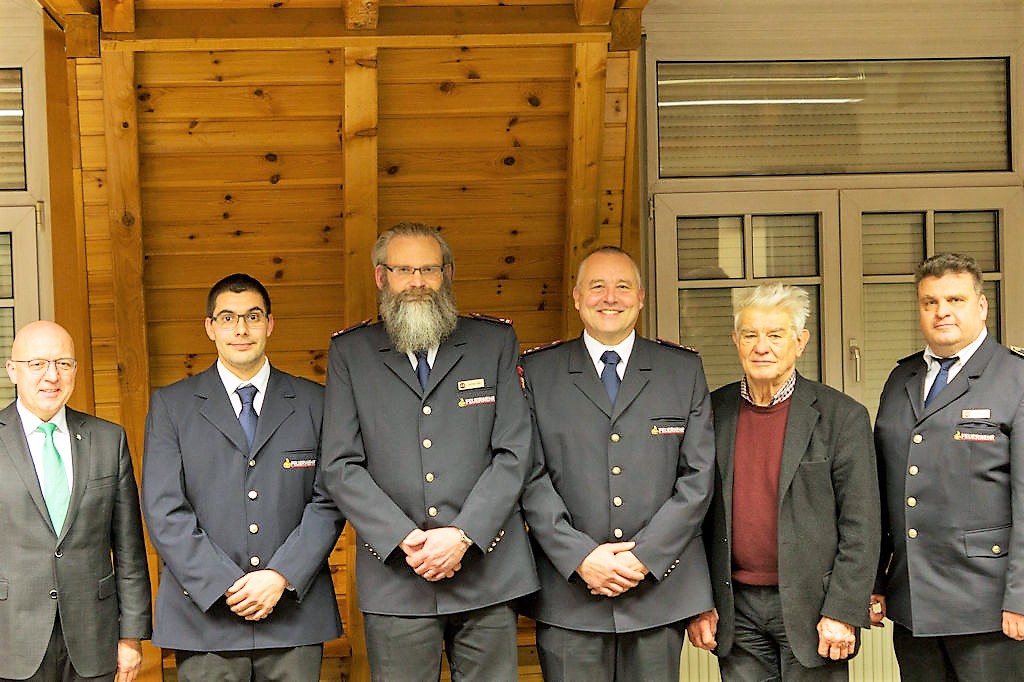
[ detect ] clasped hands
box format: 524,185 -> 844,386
576,541 -> 649,597
224,569 -> 287,622
402,527 -> 469,582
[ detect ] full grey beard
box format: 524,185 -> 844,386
379,282 -> 459,354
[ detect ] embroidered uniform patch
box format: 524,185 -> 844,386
953,431 -> 996,442
283,458 -> 317,468
459,395 -> 496,407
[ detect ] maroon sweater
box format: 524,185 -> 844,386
731,398 -> 790,586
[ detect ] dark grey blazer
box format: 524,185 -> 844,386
320,317 -> 539,616
142,364 -> 343,651
706,374 -> 879,668
0,403 -> 151,679
874,335 -> 1024,636
519,335 -> 716,632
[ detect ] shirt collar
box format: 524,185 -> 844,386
740,370 -> 797,407
924,327 -> 987,368
582,330 -> 636,373
216,357 -> 271,397
15,401 -> 69,439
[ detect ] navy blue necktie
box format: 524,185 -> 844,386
601,350 -> 621,404
236,384 -> 258,449
416,351 -> 430,390
924,356 -> 958,408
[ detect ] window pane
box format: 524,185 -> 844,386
752,213 -> 818,277
677,216 -> 743,280
0,69 -> 27,191
862,283 -> 923,420
679,285 -> 820,391
934,211 -> 998,271
657,59 -> 1009,178
862,213 -> 925,275
0,233 -> 12,298
0,307 -> 14,406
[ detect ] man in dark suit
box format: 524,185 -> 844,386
519,246 -> 716,681
687,282 -> 879,681
142,273 -> 343,681
872,252 -> 1024,681
1,320 -> 151,682
321,222 -> 538,681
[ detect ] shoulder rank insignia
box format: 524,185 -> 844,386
1009,345 -> 1024,358
331,319 -> 371,338
467,312 -> 513,325
655,338 -> 698,353
522,339 -> 564,355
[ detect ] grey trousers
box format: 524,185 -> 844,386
174,644 -> 323,682
892,623 -> 1024,682
535,620 -> 686,682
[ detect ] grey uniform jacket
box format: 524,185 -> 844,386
142,365 -> 343,651
874,335 -> 1024,636
320,316 -> 539,616
519,335 -> 716,632
0,403 -> 152,679
706,375 -> 879,668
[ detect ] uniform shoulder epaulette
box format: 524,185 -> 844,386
466,312 -> 513,325
896,350 -> 925,364
331,319 -> 371,338
1009,345 -> 1024,358
522,339 -> 564,356
655,337 -> 699,354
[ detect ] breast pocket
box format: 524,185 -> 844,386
648,416 -> 687,438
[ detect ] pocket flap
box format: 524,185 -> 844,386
964,525 -> 1010,558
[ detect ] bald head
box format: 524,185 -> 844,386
6,320 -> 78,421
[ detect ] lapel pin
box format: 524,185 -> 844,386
75,434 -> 82,440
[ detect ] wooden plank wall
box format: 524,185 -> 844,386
67,17 -> 638,680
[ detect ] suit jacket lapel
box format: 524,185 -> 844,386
777,376 -> 819,500
0,403 -> 52,531
903,360 -> 926,422
197,365 -> 250,456
715,386 -> 740,536
568,337 -> 613,417
376,325 -> 424,396
427,324 -> 468,396
612,338 -> 651,421
250,369 -> 295,456
61,407 -> 91,539
924,335 -> 997,416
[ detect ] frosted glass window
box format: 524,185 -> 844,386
934,211 -> 998,271
752,214 -> 818,278
677,216 -> 743,280
657,59 -> 1009,178
862,213 -> 925,276
0,308 -> 13,405
0,69 -> 27,191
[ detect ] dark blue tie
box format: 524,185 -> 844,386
236,384 -> 258,449
601,350 -> 621,404
416,351 -> 430,390
924,356 -> 958,408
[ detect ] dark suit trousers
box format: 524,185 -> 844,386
535,620 -> 685,682
718,584 -> 848,682
893,623 -> 1024,682
0,619 -> 114,682
363,603 -> 518,682
174,644 -> 323,682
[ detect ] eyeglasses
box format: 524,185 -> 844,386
210,310 -> 268,329
380,264 -> 446,279
11,358 -> 78,374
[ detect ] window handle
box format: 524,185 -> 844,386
849,338 -> 861,383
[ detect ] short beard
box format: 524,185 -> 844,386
379,279 -> 459,354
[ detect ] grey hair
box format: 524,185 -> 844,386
371,222 -> 454,268
733,282 -> 811,336
915,252 -> 983,296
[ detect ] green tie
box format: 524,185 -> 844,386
37,422 -> 70,532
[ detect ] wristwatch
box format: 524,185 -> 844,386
457,528 -> 473,547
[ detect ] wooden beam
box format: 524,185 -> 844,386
101,49 -> 150,476
562,41 -> 608,338
575,0 -> 616,26
100,0 -> 134,33
36,0 -> 98,30
610,8 -> 642,50
65,12 -> 100,58
341,45 -> 378,682
343,0 -> 379,30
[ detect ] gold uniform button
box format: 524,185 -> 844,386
423,439 -> 432,448
611,466 -> 622,475
248,459 -> 256,467
428,506 -> 438,517
613,528 -> 623,538
247,490 -> 258,500
992,545 -> 1002,554
425,472 -> 435,482
907,497 -> 917,507
613,496 -> 623,507
250,556 -> 260,567
913,434 -> 923,444
908,528 -> 918,538
908,465 -> 919,475
249,524 -> 259,534
610,433 -> 620,443
423,405 -> 432,415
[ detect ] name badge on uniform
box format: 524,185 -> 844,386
458,378 -> 485,390
459,395 -> 496,407
961,408 -> 991,419
953,431 -> 996,442
283,458 -> 316,469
